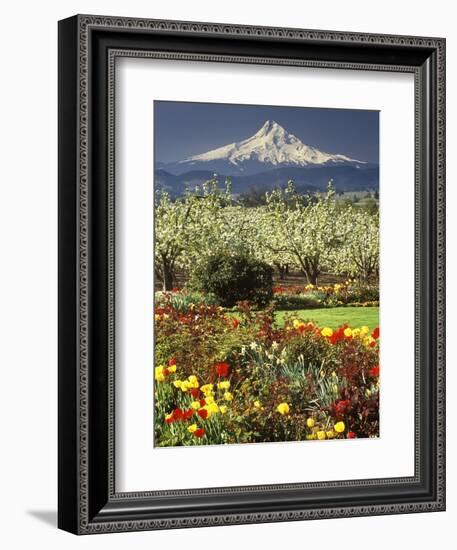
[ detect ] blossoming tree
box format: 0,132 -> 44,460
263,182 -> 350,285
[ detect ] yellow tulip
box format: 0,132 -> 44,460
188,424 -> 198,433
343,327 -> 353,337
317,431 -> 326,440
321,327 -> 333,337
207,403 -> 219,414
334,421 -> 346,433
187,375 -> 199,388
155,365 -> 165,382
306,418 -> 315,428
276,402 -> 290,415
224,391 -> 233,402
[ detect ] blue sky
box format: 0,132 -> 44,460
154,101 -> 379,164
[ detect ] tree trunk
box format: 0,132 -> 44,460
275,263 -> 287,280
307,271 -> 318,286
162,261 -> 174,291
303,265 -> 319,286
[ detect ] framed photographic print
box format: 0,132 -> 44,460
58,14 -> 446,534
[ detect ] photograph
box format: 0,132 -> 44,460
153,101 -> 381,447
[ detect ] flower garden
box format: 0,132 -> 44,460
155,296 -> 379,446
154,182 -> 380,446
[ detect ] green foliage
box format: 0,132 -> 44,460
155,290 -> 219,312
191,253 -> 273,308
272,293 -> 325,310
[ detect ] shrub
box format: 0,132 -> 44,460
273,292 -> 325,310
155,290 -> 219,312
191,254 -> 273,308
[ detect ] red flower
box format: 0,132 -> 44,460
165,416 -> 173,424
273,286 -> 286,294
193,428 -> 205,438
347,431 -> 356,439
370,340 -> 377,348
197,409 -> 208,419
190,388 -> 200,398
329,325 -> 346,345
372,327 -> 380,339
172,287 -> 179,293
172,408 -> 184,421
199,399 -> 206,407
215,362 -> 230,377
162,367 -> 170,376
232,318 -> 239,329
369,365 -> 380,377
332,399 -> 351,417
183,409 -> 194,420
168,358 -> 177,366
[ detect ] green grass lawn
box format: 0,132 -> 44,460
274,306 -> 379,331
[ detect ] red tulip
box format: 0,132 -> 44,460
197,409 -> 208,419
215,362 -> 230,377
347,432 -> 356,439
369,366 -> 380,377
172,408 -> 183,421
333,399 -> 351,416
168,358 -> 177,366
194,428 -> 205,438
372,327 -> 380,339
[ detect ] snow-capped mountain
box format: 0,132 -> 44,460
163,120 -> 366,176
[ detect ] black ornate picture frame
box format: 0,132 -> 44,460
58,14 -> 446,534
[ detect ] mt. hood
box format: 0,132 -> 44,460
162,120 -> 367,176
